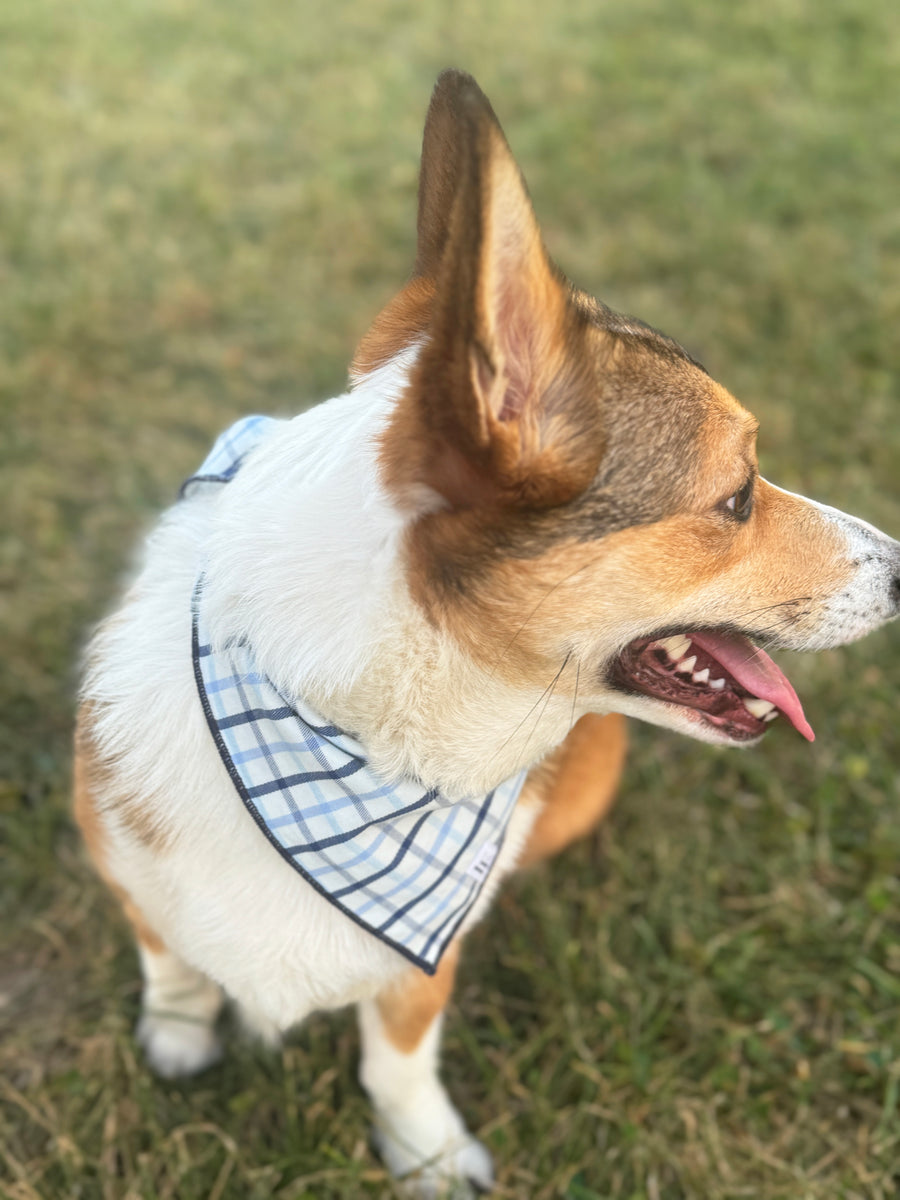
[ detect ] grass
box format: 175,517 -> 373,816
2,0 -> 900,1196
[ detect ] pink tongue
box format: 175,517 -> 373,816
690,631 -> 815,742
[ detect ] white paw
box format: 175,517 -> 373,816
374,1122 -> 494,1199
136,1012 -> 222,1079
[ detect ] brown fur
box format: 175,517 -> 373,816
351,276 -> 435,381
73,715 -> 165,953
518,713 -> 627,868
377,77 -> 605,516
376,942 -> 461,1054
390,405 -> 851,694
74,703 -> 170,852
367,76 -> 836,672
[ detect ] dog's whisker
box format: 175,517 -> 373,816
518,652 -> 572,762
570,658 -> 581,732
495,653 -> 573,761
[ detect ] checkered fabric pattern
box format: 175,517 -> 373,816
184,420 -> 527,973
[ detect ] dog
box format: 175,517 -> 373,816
75,70 -> 900,1196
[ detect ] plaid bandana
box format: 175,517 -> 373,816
184,419 -> 527,974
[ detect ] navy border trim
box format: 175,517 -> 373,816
179,469 -> 243,499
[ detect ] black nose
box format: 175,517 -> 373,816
892,573 -> 900,610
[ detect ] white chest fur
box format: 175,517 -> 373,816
82,355 -> 548,1029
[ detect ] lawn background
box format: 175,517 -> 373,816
2,1 -> 900,1197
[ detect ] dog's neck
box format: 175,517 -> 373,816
201,350 -> 578,797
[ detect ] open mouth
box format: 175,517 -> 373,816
610,628 -> 815,743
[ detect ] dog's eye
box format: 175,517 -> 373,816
725,478 -> 754,521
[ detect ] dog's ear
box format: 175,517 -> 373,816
413,70 -> 491,280
384,70 -> 604,512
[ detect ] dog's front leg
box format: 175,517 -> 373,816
358,942 -> 492,1197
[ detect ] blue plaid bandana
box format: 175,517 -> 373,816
184,419 -> 527,974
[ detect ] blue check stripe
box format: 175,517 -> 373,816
278,793 -> 444,855
378,794 -> 489,933
332,810 -> 434,901
352,814 -> 459,914
186,417 -> 526,974
245,759 -> 365,798
216,706 -> 299,728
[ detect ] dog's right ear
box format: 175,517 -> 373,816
352,70 -> 495,381
413,70 -> 493,280
380,71 -> 604,515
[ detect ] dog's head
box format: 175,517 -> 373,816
352,71 -> 900,752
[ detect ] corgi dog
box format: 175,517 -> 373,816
76,70 -> 900,1196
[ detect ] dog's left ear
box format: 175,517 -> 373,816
381,71 -> 604,513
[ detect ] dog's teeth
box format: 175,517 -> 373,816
656,635 -> 692,660
709,677 -> 726,690
676,656 -> 697,674
743,698 -> 776,719
693,668 -> 710,684
764,711 -> 779,722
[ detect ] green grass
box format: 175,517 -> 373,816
2,1 -> 900,1196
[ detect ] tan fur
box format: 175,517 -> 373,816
73,712 -> 166,953
74,703 -> 169,852
375,942 -> 461,1054
351,276 -> 435,381
518,713 -> 627,868
73,715 -> 112,876
400,460 -> 853,694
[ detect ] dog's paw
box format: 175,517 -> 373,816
136,1012 -> 222,1079
374,1120 -> 494,1199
